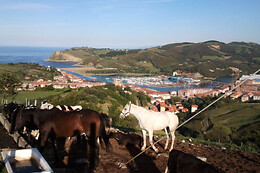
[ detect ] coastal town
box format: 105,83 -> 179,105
17,67 -> 260,114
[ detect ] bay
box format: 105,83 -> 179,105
0,46 -> 232,91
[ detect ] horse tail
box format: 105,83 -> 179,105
98,113 -> 112,150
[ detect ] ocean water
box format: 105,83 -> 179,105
0,46 -> 76,68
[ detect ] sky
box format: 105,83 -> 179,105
0,0 -> 260,48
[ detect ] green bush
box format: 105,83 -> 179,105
204,124 -> 232,143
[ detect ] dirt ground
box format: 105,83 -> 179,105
0,124 -> 260,173
95,137 -> 260,173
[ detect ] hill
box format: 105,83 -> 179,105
0,63 -> 60,81
47,41 -> 260,77
179,100 -> 260,153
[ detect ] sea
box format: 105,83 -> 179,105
0,46 -> 233,91
0,46 -> 75,68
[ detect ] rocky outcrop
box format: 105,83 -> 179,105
45,51 -> 83,63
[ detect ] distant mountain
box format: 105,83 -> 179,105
47,41 -> 260,78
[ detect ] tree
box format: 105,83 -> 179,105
0,73 -> 21,98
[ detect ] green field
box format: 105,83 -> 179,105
1,90 -> 64,105
181,102 -> 260,152
204,103 -> 260,130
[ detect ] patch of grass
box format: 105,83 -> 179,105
176,134 -> 259,153
210,103 -> 260,130
1,90 -> 63,104
0,162 -> 7,173
202,56 -> 222,60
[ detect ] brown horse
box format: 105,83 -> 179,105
13,107 -> 101,171
13,107 -> 101,146
39,109 -> 101,147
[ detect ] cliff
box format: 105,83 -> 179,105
46,51 -> 83,64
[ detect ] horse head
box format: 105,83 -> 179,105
3,102 -> 19,119
120,101 -> 131,119
11,105 -> 27,134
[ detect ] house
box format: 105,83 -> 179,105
166,105 -> 178,113
150,91 -> 171,100
252,92 -> 260,101
178,88 -> 212,99
220,85 -> 230,93
160,102 -> 167,112
169,91 -> 177,96
241,94 -> 250,102
230,92 -> 242,99
237,84 -> 258,93
182,108 -> 189,112
191,105 -> 198,113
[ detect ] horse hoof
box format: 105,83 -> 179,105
154,149 -> 159,153
141,147 -> 145,152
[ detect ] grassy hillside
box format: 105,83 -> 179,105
48,41 -> 260,77
179,102 -> 260,152
0,63 -> 60,81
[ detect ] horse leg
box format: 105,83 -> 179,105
169,130 -> 176,151
50,137 -> 60,166
40,132 -> 48,153
148,130 -> 159,153
39,126 -> 52,153
164,128 -> 169,150
141,129 -> 147,151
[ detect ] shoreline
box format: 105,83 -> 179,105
61,66 -> 154,77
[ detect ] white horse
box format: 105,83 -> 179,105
120,101 -> 179,153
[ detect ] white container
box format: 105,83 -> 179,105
1,148 -> 53,173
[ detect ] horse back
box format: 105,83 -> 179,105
41,109 -> 101,138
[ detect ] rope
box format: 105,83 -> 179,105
121,68 -> 260,168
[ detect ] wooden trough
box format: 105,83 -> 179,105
1,148 -> 53,173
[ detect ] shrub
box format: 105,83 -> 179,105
204,124 -> 232,143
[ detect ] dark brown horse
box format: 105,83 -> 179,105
39,109 -> 100,146
11,107 -> 112,149
12,107 -> 108,171
12,107 -> 101,145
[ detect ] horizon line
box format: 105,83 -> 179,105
1,40 -> 259,50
